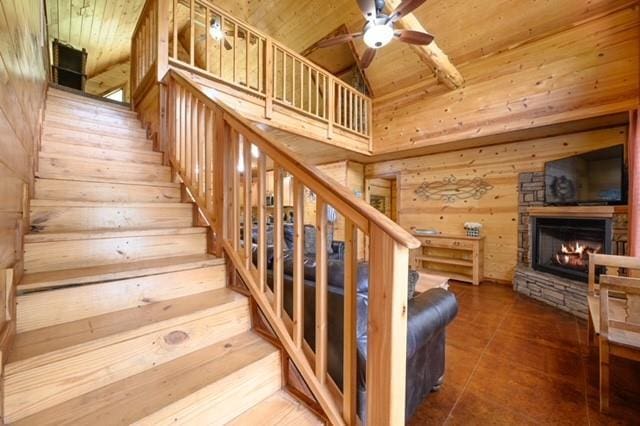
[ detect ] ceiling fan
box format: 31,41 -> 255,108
316,0 -> 433,69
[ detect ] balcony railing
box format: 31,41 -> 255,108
132,2 -> 417,424
131,0 -> 372,144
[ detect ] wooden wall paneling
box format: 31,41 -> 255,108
0,0 -> 47,362
366,126 -> 628,282
85,61 -> 131,101
373,8 -> 639,154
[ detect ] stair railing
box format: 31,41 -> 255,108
163,69 -> 420,425
131,0 -> 372,145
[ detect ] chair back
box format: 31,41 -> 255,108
588,253 -> 640,297
599,274 -> 640,341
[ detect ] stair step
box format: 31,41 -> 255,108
44,104 -> 143,130
4,289 -> 251,422
30,200 -> 194,233
11,331 -> 279,426
34,178 -> 181,203
41,140 -> 162,164
19,254 -> 222,292
228,391 -> 323,425
38,153 -> 172,183
17,264 -> 226,333
43,124 -> 151,151
48,87 -> 136,116
44,114 -> 147,139
24,227 -> 207,274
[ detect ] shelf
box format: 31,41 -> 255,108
417,268 -> 474,284
415,255 -> 473,267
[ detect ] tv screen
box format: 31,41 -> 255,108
544,145 -> 625,205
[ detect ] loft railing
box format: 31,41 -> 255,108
132,2 -> 417,424
131,0 -> 372,142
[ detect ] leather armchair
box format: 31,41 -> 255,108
265,252 -> 458,421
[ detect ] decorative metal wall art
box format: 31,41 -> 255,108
415,175 -> 494,203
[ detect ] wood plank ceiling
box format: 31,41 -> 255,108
245,0 -> 637,97
45,0 -> 145,78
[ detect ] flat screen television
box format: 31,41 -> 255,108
544,145 -> 626,206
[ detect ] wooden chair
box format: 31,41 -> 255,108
587,254 -> 640,346
598,274 -> 640,412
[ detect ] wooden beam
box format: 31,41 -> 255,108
385,0 -> 464,90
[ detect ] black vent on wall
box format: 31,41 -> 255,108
51,39 -> 87,91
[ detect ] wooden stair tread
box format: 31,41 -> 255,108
25,226 -> 206,243
41,141 -> 162,163
4,290 -> 252,421
11,332 -> 279,426
19,254 -> 222,292
30,200 -> 191,208
34,176 -> 179,188
228,390 -> 323,425
44,109 -> 143,131
47,88 -> 136,115
9,288 -> 241,364
34,178 -> 181,203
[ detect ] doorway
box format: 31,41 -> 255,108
365,175 -> 399,222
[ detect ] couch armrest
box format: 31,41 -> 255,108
406,289 -> 458,359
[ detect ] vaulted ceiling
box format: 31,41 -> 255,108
243,0 -> 636,97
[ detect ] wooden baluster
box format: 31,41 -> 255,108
213,107 -> 226,256
172,0 -> 178,59
205,108 -> 214,212
292,59 -> 297,109
233,23 -> 238,84
184,93 -> 192,176
283,53 -> 287,104
315,199 -> 328,383
189,0 -> 195,66
343,218 -> 357,424
298,61 -> 303,109
336,83 -> 341,128
191,98 -> 198,185
231,130 -> 240,251
315,70 -> 319,117
245,29 -> 249,87
205,8 -> 210,72
257,150 -> 267,291
292,178 -> 304,347
349,90 -> 353,131
273,165 -> 284,317
243,135 -> 252,268
265,39 -> 273,119
368,224 -> 409,425
198,102 -> 206,198
307,66 -> 311,114
327,76 -> 334,139
219,16 -> 224,77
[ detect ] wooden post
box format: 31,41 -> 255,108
315,199 -> 328,383
264,38 -> 273,119
158,82 -> 168,164
367,223 -> 409,425
156,0 -> 169,80
212,108 -> 225,257
342,219 -> 357,424
292,178 -> 304,347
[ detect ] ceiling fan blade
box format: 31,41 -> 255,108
389,0 -> 427,22
357,0 -> 377,21
316,32 -> 363,48
360,48 -> 377,69
224,38 -> 233,50
394,29 -> 434,45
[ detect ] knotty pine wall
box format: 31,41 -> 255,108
0,0 -> 47,352
372,7 -> 639,154
365,127 -> 628,282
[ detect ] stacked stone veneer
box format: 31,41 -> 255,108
513,172 -> 629,319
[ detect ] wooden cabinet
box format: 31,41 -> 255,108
410,234 -> 484,285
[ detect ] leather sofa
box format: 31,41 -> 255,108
262,251 -> 458,421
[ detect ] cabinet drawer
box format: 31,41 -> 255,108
419,237 -> 474,250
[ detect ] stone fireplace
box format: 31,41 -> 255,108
513,172 -> 628,319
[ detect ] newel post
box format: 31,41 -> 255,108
367,223 -> 409,425
156,0 -> 169,81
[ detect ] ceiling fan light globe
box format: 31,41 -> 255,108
363,23 -> 393,49
209,20 -> 223,40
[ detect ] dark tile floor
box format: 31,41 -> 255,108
409,281 -> 640,425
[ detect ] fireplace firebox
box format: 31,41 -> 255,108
531,217 -> 611,282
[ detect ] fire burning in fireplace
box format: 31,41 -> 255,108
554,241 -> 601,270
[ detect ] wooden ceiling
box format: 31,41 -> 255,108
45,0 -> 145,77
244,0 -> 637,97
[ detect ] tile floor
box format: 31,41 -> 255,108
409,282 -> 640,425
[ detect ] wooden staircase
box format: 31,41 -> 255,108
3,88 -> 321,425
